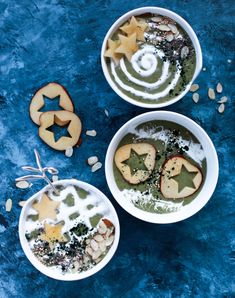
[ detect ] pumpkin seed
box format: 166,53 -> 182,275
5,198 -> 12,212
190,84 -> 199,92
192,93 -> 199,103
218,103 -> 225,113
208,88 -> 215,100
16,180 -> 30,189
216,83 -> 223,93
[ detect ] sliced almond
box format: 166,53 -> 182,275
99,241 -> 106,252
216,83 -> 223,93
86,130 -> 97,137
208,88 -> 215,100
18,201 -> 26,207
98,220 -> 107,234
87,156 -> 98,166
94,234 -> 104,242
16,180 -> 30,189
90,239 -> 99,251
105,235 -> 114,246
218,96 -> 228,104
5,198 -> 12,212
91,162 -> 102,173
218,103 -> 225,113
92,249 -> 102,260
192,93 -> 199,103
190,84 -> 199,92
85,246 -> 93,256
157,24 -> 171,31
151,16 -> 163,22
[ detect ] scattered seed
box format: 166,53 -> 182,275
151,16 -> 163,22
168,23 -> 178,34
227,59 -> 231,63
91,162 -> 102,173
86,130 -> 97,137
216,83 -> 223,93
15,180 -> 30,189
218,103 -> 225,113
87,156 -> 98,166
157,24 -> 171,31
104,109 -> 109,117
166,33 -> 174,42
65,146 -> 73,157
203,67 -> 206,71
181,46 -> 189,59
208,88 -> 215,100
52,175 -> 58,182
190,84 -> 199,92
90,239 -> 99,251
5,198 -> 12,212
218,96 -> 228,103
18,201 -> 26,207
192,93 -> 199,103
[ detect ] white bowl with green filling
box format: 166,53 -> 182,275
105,111 -> 218,224
101,7 -> 202,108
19,179 -> 120,280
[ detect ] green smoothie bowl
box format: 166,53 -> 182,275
105,111 -> 218,224
101,7 -> 202,108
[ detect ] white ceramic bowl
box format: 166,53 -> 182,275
105,111 -> 218,224
101,7 -> 203,108
19,179 -> 120,281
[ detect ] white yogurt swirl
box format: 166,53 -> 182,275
110,44 -> 181,101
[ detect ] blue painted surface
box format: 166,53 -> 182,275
0,0 -> 234,297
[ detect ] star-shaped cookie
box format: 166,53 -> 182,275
104,39 -> 123,65
39,222 -> 67,243
115,33 -> 138,61
32,193 -> 60,222
120,16 -> 148,41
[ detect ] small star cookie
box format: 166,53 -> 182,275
120,16 -> 148,41
104,39 -> 123,65
32,193 -> 60,222
115,33 -> 138,61
39,222 -> 67,243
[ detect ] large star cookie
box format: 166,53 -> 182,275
115,33 -> 138,61
104,39 -> 122,65
32,193 -> 60,221
39,222 -> 67,243
120,16 -> 148,41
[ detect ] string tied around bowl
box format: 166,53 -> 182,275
15,149 -> 59,194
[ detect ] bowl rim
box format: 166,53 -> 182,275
19,179 -> 120,281
101,6 -> 203,109
105,111 -> 219,224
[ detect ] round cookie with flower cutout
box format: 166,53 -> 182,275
104,14 -> 196,105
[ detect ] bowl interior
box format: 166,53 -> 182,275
105,111 -> 218,224
19,179 -> 120,281
101,6 -> 203,109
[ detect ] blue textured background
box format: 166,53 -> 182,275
0,1 -> 234,297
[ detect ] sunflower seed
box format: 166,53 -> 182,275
52,175 -> 58,182
18,201 -> 26,207
168,23 -> 178,34
166,33 -> 174,42
181,46 -> 189,59
190,84 -> 199,92
91,162 -> 102,173
5,199 -> 12,212
216,83 -> 223,93
157,24 -> 171,31
65,146 -> 73,157
208,88 -> 215,100
86,130 -> 97,137
218,96 -> 228,103
16,180 -> 30,189
151,16 -> 163,22
104,109 -> 109,117
192,93 -> 199,103
218,103 -> 225,113
87,156 -> 98,166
